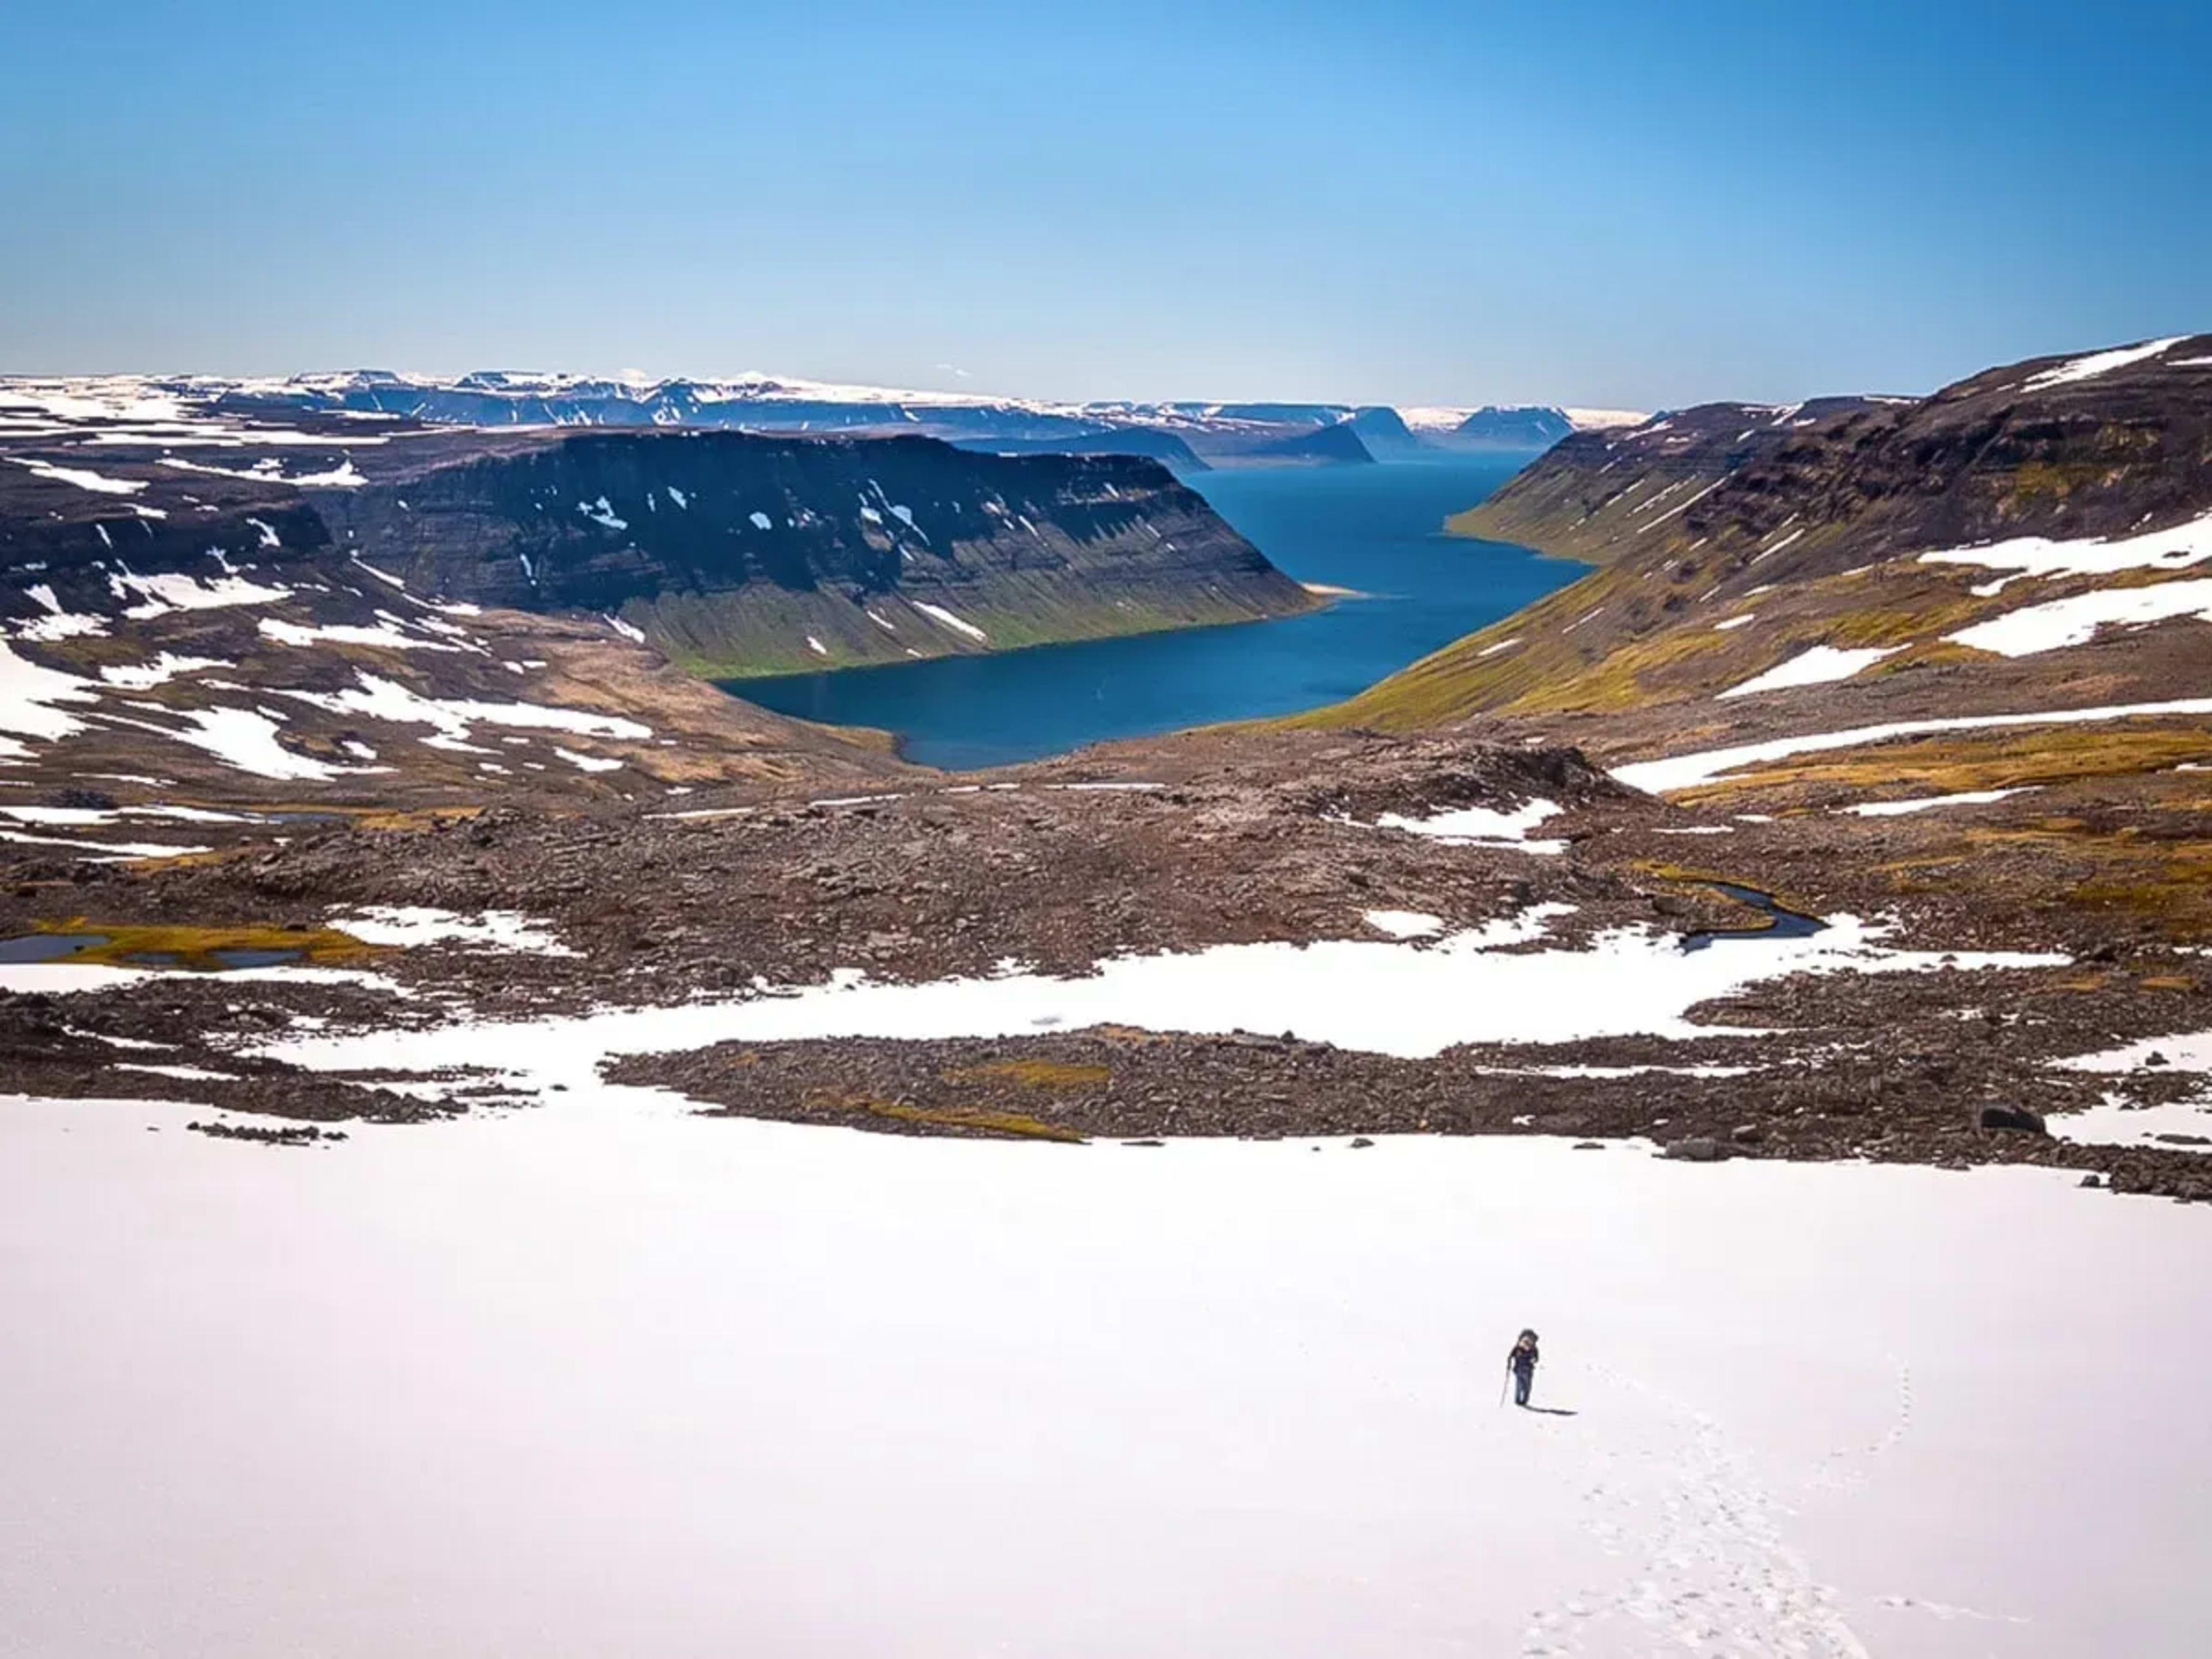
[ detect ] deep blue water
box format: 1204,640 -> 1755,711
736,457 -> 1582,769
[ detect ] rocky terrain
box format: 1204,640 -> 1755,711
4,340 -> 2209,1202
1381,336 -> 2212,729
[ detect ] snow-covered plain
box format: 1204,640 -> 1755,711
1,1091 -> 2205,1659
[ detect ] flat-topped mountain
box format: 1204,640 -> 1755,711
80,370 -> 1603,469
311,428 -> 1313,676
1442,405 -> 1578,450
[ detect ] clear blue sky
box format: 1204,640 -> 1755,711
2,1 -> 2203,409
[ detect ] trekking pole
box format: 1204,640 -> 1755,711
1498,1368 -> 1510,1408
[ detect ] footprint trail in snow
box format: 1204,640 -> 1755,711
1515,1362 -> 1874,1657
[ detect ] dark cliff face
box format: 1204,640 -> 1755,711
1699,349 -> 2212,568
312,429 -> 1288,611
1446,397 -> 1887,562
1453,339 -> 2212,583
0,415 -> 1315,674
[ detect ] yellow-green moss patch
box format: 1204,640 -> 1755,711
32,918 -> 383,971
804,1089 -> 1086,1143
942,1058 -> 1112,1089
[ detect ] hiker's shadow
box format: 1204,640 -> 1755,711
1521,1406 -> 1579,1416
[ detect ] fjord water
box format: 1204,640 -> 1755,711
736,456 -> 1578,768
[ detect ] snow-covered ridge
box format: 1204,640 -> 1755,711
2019,336 -> 2187,391
1,370 -> 1616,454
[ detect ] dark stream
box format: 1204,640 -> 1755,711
1679,882 -> 1827,951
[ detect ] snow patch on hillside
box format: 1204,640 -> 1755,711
1840,789 -> 2031,817
1363,909 -> 1443,938
9,456 -> 149,495
0,827 -> 207,859
0,641 -> 101,757
2021,336 -> 2185,390
157,455 -> 366,487
914,601 -> 988,643
333,906 -> 575,956
1919,505 -> 2212,593
98,653 -> 228,690
553,747 -> 623,774
259,619 -> 463,652
110,570 -> 291,619
129,706 -> 351,783
1616,698 -> 2212,794
271,672 -> 651,753
1946,576 -> 2212,658
1373,798 -> 1565,853
1718,645 -> 1900,699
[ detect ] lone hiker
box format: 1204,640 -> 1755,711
1506,1329 -> 1540,1407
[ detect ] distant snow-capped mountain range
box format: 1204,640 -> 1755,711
3,370 -> 1641,471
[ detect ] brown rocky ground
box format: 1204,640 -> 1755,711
5,728 -> 2206,1198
